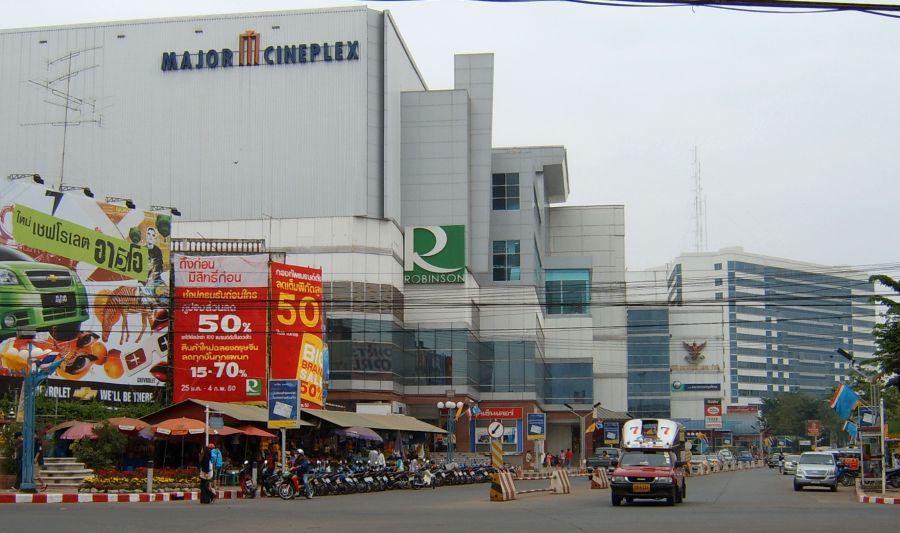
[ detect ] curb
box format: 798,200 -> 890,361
0,488 -> 244,504
855,482 -> 900,505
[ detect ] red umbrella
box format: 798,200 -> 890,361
47,420 -> 88,433
103,417 -> 150,432
237,426 -> 277,439
153,417 -> 210,436
214,425 -> 243,436
60,421 -> 98,440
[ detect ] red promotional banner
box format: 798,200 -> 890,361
173,254 -> 268,403
270,262 -> 324,409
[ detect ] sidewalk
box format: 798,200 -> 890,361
0,487 -> 246,505
855,482 -> 900,505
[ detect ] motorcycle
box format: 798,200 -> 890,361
239,460 -> 256,498
259,461 -> 282,497
278,465 -> 314,500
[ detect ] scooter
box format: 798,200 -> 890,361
239,460 -> 256,498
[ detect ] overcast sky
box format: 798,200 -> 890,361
4,1 -> 900,274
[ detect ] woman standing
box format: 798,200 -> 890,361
199,444 -> 216,504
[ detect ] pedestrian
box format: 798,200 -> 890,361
560,449 -> 567,468
12,432 -> 24,491
376,449 -> 386,468
566,448 -> 574,468
368,447 -> 380,468
199,443 -> 216,504
209,442 -> 223,489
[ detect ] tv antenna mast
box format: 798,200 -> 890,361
23,46 -> 103,190
692,146 -> 707,253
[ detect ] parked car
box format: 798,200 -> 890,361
717,449 -> 736,468
706,455 -> 722,472
782,454 -> 801,475
690,455 -> 710,475
739,451 -> 755,464
586,447 -> 620,473
794,452 -> 838,491
0,246 -> 88,340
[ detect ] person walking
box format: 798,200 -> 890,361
210,442 -> 223,489
199,444 -> 216,504
565,448 -> 574,469
12,432 -> 24,491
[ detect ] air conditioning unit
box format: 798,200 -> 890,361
391,401 -> 408,415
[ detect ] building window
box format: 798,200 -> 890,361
492,173 -> 520,210
715,292 -> 723,300
545,269 -> 590,315
492,240 -> 520,281
714,278 -> 723,286
714,263 -> 722,271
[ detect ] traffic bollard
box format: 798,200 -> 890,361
146,460 -> 154,493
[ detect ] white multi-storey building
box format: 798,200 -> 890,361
627,247 -> 877,430
0,6 -> 626,458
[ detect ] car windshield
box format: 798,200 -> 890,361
594,449 -> 619,458
620,452 -> 671,467
786,455 -> 800,462
799,454 -> 834,465
0,246 -> 34,261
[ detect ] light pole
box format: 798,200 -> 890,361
437,400 -> 458,464
564,401 -> 602,471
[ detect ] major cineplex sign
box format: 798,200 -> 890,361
161,29 -> 360,71
404,225 -> 465,284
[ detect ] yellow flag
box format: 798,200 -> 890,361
455,403 -> 467,421
585,422 -> 596,434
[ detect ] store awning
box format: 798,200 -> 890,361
357,413 -> 445,433
301,409 -> 445,433
141,399 -> 314,427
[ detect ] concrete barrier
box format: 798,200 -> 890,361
590,469 -> 609,489
491,468 -> 572,502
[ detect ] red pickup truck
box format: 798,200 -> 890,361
609,418 -> 687,506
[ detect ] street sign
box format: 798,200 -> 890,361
208,416 -> 224,429
488,421 -> 505,439
704,398 -> 723,429
526,413 -> 546,441
604,422 -> 620,445
268,379 -> 300,429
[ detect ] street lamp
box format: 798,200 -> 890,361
564,401 -> 603,471
437,400 -> 458,464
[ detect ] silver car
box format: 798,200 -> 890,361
793,452 -> 838,491
782,454 -> 800,475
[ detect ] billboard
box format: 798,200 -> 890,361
704,398 -> 723,429
526,413 -> 546,441
0,180 -> 170,403
270,262 -> 324,409
172,254 -> 267,403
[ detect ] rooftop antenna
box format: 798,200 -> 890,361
23,46 -> 103,190
693,146 -> 707,253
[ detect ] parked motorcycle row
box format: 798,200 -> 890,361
248,460 -> 499,500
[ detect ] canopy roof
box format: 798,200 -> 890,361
301,409 -> 444,433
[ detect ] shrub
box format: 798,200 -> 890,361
71,421 -> 127,470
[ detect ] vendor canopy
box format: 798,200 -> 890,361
301,409 -> 444,433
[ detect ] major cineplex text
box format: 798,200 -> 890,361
161,41 -> 360,71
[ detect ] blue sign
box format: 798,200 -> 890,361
526,413 -> 546,441
684,383 -> 721,391
604,422 -> 620,445
859,406 -> 878,427
268,379 -> 300,429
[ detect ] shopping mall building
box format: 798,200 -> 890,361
0,6 -> 627,459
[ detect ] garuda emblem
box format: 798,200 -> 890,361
683,341 -> 706,363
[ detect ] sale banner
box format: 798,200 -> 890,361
173,254 -> 268,403
270,262 -> 324,409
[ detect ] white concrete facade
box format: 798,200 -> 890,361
1,7 -> 627,424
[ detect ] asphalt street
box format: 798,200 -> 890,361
2,468 -> 895,533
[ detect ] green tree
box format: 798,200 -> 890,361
868,274 -> 900,383
760,392 -> 846,449
70,421 -> 127,470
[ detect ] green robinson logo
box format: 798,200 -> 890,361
246,379 -> 262,396
404,225 -> 465,284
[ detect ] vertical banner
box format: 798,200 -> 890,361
173,254 -> 268,403
704,398 -> 723,429
604,422 -> 620,445
0,180 -> 170,404
270,262 -> 324,409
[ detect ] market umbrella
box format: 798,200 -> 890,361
47,420 -> 87,433
237,425 -> 276,439
214,425 -> 243,436
103,417 -> 150,432
152,417 -> 210,436
152,417 -> 211,468
334,426 -> 383,443
60,421 -> 98,440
